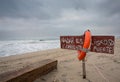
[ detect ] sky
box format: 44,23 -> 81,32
0,0 -> 120,40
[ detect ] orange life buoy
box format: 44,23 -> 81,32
78,30 -> 91,60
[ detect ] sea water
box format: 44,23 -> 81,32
0,40 -> 60,57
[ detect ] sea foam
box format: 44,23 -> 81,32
0,40 -> 60,57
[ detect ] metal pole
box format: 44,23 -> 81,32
82,58 -> 86,79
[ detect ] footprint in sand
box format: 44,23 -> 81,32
61,74 -> 67,77
60,74 -> 67,82
113,60 -> 120,64
53,79 -> 59,82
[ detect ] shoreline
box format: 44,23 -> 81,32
0,48 -> 60,58
0,39 -> 120,82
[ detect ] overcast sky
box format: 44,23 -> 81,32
0,0 -> 120,40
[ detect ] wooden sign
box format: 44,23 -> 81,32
60,36 -> 84,50
90,36 -> 115,54
60,36 -> 115,54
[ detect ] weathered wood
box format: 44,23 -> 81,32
0,59 -> 57,82
82,59 -> 86,79
60,36 -> 115,54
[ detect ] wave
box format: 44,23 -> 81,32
0,40 -> 60,57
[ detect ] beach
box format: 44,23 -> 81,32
0,39 -> 120,82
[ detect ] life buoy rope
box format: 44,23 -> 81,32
78,30 -> 91,60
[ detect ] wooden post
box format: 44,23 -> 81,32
82,58 -> 86,79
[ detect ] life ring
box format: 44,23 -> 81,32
78,30 -> 91,60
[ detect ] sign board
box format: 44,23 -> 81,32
60,36 -> 84,50
90,36 -> 115,54
60,36 -> 115,54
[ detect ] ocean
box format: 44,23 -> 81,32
0,40 -> 60,57
0,35 -> 119,57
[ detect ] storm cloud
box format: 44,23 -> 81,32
0,0 -> 120,40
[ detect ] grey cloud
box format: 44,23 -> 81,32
0,0 -> 50,19
98,0 -> 120,16
0,0 -> 120,40
1,0 -> 120,19
0,0 -> 87,19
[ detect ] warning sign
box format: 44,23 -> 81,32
90,36 -> 115,54
60,36 -> 115,54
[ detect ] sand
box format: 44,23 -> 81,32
0,39 -> 120,82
